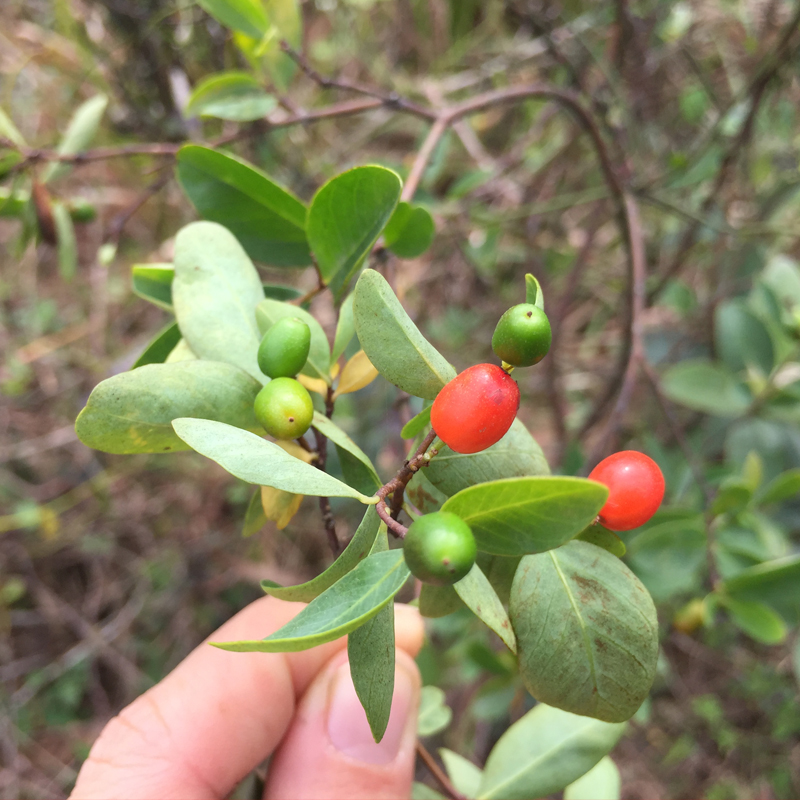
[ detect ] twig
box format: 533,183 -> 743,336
415,741 -> 467,800
374,429 -> 438,538
106,168 -> 171,244
314,386 -> 339,556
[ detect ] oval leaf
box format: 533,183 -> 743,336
334,350 -> 379,398
186,72 -> 276,121
52,200 -> 77,281
262,505 -> 381,601
75,361 -> 262,454
172,418 -> 375,502
196,0 -> 268,38
383,202 -> 435,259
256,298 -> 330,382
43,94 -> 108,183
563,756 -> 621,800
214,549 -> 409,652
401,405 -> 431,440
242,487 -> 267,537
721,554 -> 800,623
132,263 -> 174,311
477,703 -> 626,800
525,273 -> 545,311
260,485 -> 303,529
718,596 -> 787,644
661,359 -> 751,417
354,269 -> 456,399
332,291 -> 356,364
311,413 -> 381,490
417,686 -> 453,737
510,540 -> 658,723
307,166 -> 402,284
173,221 -> 266,380
441,477 -> 608,556
133,321 -> 182,368
453,563 -> 516,653
756,468 -> 800,506
575,525 -> 626,557
440,749 -> 483,798
177,145 -> 310,267
426,417 -> 550,497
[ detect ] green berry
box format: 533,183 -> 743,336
491,303 -> 552,367
258,317 -> 311,379
403,512 -> 477,586
254,377 -> 314,439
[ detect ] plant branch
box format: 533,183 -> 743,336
374,429 -> 439,538
415,740 -> 467,800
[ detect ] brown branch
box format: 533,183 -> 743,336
106,168 -> 171,244
314,386 -> 339,556
416,741 -> 467,800
280,40 -> 432,120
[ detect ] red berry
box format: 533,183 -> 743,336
588,451 -> 665,531
431,364 -> 520,454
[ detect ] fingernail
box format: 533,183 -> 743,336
327,661 -> 414,765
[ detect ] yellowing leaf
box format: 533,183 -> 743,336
275,439 -> 315,463
330,361 -> 341,380
261,485 -> 303,529
334,350 -> 379,398
297,373 -> 329,396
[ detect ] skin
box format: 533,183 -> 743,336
70,596 -> 424,800
431,363 -> 520,454
588,450 -> 665,531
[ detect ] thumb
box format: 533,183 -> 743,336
264,648 -> 420,800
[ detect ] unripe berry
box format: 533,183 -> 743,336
257,317 -> 311,379
254,377 -> 314,440
588,451 -> 665,531
431,363 -> 520,454
403,512 -> 476,586
492,303 -> 551,367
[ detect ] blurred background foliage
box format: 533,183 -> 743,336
2,0 -> 800,797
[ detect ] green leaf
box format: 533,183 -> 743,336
661,359 -> 751,417
262,506 -> 380,601
478,554 -> 521,606
454,563 -> 516,653
132,263 -> 174,311
0,107 -> 26,147
418,583 -> 463,618
348,529 -> 395,742
417,686 -> 452,737
52,200 -> 77,281
412,783 -> 445,800
165,338 -> 198,363
172,418 -> 375,502
383,202 -> 435,259
477,703 -> 626,799
721,555 -> 800,623
75,361 -> 263,454
43,94 -> 108,183
715,299 -> 774,375
426,418 -> 550,497
196,0 -> 269,38
576,526 -> 626,557
307,166 -> 402,285
186,72 -> 276,121
132,321 -> 182,368
756,468 -> 800,505
510,541 -> 658,723
712,478 -> 753,516
407,469 -> 447,514
441,477 -> 608,557
331,292 -> 356,365
173,221 -> 266,381
311,413 -> 381,490
718,595 -> 787,644
255,298 -> 331,383
401,406 -> 431,440
563,756 -> 621,800
525,273 -> 544,311
260,0 -> 302,90
177,145 -> 310,267
353,269 -> 456,399
242,487 -> 267,537
439,749 -> 482,798
625,517 -> 707,602
213,550 -> 409,652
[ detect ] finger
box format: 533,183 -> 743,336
71,597 -> 423,800
264,648 -> 421,800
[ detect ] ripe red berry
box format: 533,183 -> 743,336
588,451 -> 665,531
431,363 -> 520,454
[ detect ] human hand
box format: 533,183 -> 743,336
70,596 -> 424,800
